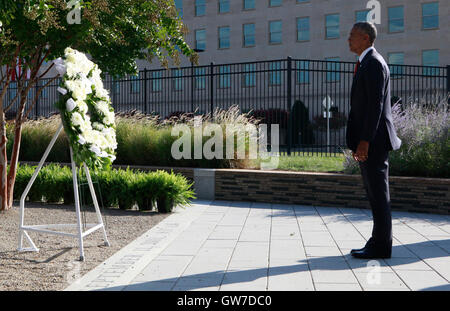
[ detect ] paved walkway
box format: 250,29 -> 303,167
65,200 -> 450,291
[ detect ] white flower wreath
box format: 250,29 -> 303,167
54,47 -> 117,170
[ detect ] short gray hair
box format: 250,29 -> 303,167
353,22 -> 377,44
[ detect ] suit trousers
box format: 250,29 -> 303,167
358,149 -> 392,249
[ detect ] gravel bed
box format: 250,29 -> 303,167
0,202 -> 170,291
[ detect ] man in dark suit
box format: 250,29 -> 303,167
346,22 -> 402,259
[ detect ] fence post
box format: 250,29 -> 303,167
210,62 -> 214,119
191,62 -> 194,112
287,56 -> 292,156
34,80 -> 39,119
144,68 -> 148,114
447,65 -> 450,99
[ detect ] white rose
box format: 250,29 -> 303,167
89,145 -> 101,156
57,87 -> 67,95
71,112 -> 83,127
93,122 -> 104,131
72,86 -> 87,101
103,112 -> 115,125
95,101 -> 109,115
64,80 -> 76,92
66,53 -> 77,65
66,98 -> 76,112
83,129 -> 95,144
65,47 -> 75,55
76,100 -> 88,113
96,87 -> 109,99
78,135 -> 86,145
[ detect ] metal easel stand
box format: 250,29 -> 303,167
17,122 -> 110,261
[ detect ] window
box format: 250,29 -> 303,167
296,60 -> 310,84
269,20 -> 282,44
269,0 -> 282,7
355,9 -> 370,22
243,0 -> 255,10
422,2 -> 439,29
422,50 -> 439,76
195,67 -> 206,90
326,57 -> 340,82
195,0 -> 206,16
218,26 -> 230,49
152,71 -> 162,92
172,69 -> 183,91
243,63 -> 256,87
130,75 -> 140,93
325,14 -> 340,39
219,0 -> 230,13
270,61 -> 282,85
296,17 -> 310,41
219,65 -> 231,88
388,6 -> 404,33
388,52 -> 404,76
174,0 -> 183,18
243,23 -> 255,47
195,29 -> 206,50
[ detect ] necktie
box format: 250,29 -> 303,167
354,60 -> 360,76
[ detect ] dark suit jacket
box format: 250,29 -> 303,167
346,48 -> 402,154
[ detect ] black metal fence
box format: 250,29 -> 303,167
3,58 -> 449,155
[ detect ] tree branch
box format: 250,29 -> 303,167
38,63 -> 54,79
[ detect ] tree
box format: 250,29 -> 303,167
0,0 -> 197,211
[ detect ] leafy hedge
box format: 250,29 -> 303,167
14,164 -> 196,213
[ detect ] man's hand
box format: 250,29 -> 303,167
352,140 -> 369,162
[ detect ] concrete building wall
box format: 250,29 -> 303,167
139,0 -> 449,69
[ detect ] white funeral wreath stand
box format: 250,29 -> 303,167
17,121 -> 110,261
17,48 -> 116,261
17,122 -> 110,261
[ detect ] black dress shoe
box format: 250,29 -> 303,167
351,247 -> 391,259
351,238 -> 375,254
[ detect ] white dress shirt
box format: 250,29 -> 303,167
359,46 -> 375,63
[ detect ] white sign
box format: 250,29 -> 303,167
366,0 -> 381,24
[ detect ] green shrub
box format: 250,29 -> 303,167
13,165 -> 195,213
153,170 -> 196,213
134,172 -> 157,211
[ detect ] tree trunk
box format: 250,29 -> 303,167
0,115 -> 8,211
6,86 -> 28,209
7,118 -> 22,209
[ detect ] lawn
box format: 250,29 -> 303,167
275,154 -> 345,173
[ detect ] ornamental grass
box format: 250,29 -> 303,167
10,105 -> 261,169
343,95 -> 449,178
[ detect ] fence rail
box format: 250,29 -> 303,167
2,58 -> 449,156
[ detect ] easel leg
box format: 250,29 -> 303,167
18,123 -> 64,252
70,147 -> 85,261
83,163 -> 110,247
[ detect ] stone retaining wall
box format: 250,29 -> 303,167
21,162 -> 450,214
214,169 -> 450,215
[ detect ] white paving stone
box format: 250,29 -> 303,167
395,270 -> 449,291
315,283 -> 362,291
354,272 -> 410,290
65,199 -> 450,291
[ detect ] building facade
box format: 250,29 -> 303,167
138,0 -> 449,69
